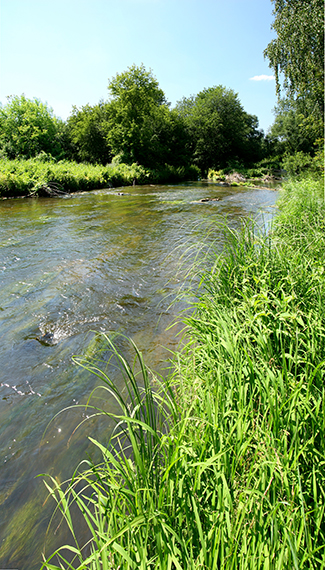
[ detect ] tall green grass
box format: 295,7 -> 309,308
0,157 -> 200,197
41,176 -> 325,569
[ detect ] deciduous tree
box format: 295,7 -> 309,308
66,102 -> 111,164
106,64 -> 171,167
264,0 -> 324,120
0,95 -> 64,159
176,87 -> 263,174
269,97 -> 321,155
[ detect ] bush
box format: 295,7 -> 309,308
282,151 -> 313,176
207,168 -> 226,180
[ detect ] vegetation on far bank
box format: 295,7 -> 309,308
0,156 -> 200,198
41,174 -> 325,569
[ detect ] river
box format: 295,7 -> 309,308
0,181 -> 278,569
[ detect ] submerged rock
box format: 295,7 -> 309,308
200,197 -> 221,202
36,332 -> 56,346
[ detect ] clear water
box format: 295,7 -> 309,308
0,182 -> 278,569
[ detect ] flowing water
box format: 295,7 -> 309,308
0,182 -> 278,569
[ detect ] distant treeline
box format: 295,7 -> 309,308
0,63 -> 323,181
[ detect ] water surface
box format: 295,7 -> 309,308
0,182 -> 278,569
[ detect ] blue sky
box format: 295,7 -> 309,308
0,0 -> 277,132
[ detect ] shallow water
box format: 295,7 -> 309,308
0,182 -> 278,569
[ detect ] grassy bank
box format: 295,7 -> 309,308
0,157 -> 200,198
41,176 -> 324,569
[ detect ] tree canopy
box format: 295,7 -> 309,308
176,86 -> 263,173
269,97 -> 322,156
0,95 -> 64,159
108,63 -> 167,107
3,61 -> 309,172
264,0 -> 324,119
66,102 -> 111,164
105,64 -> 172,167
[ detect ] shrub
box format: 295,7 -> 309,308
282,151 -> 313,175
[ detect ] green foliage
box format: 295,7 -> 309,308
264,0 -> 324,111
0,158 -> 112,196
312,139 -> 325,173
153,109 -> 193,167
270,98 -> 323,156
150,163 -> 200,184
41,177 -> 325,569
176,87 -> 264,174
108,63 -> 166,106
7,57 -> 325,181
0,67 -> 269,175
281,151 -> 313,176
207,169 -> 226,181
106,64 -> 175,168
241,112 -> 265,163
245,167 -> 265,178
277,135 -> 324,177
0,158 -> 199,198
66,102 -> 112,164
208,163 -> 271,181
264,0 -> 324,147
256,154 -> 283,173
0,95 -> 65,159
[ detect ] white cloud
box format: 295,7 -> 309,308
250,75 -> 275,81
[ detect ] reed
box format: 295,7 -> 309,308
41,176 -> 325,569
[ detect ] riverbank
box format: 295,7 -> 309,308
42,175 -> 324,569
207,167 -> 283,189
0,157 -> 200,198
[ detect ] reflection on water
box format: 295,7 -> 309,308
0,182 -> 278,569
